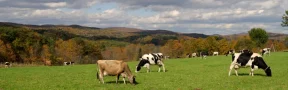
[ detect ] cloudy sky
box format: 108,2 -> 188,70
0,0 -> 288,35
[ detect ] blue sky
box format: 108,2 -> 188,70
0,0 -> 288,35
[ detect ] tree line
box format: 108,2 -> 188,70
0,25 -> 287,66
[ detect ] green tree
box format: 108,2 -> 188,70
248,28 -> 268,48
281,10 -> 288,27
285,37 -> 288,48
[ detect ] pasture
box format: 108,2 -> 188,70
1,52 -> 288,90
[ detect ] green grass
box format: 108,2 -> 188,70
1,52 -> 288,90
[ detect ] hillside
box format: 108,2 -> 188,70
1,22 -> 287,42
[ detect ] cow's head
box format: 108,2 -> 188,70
265,67 -> 272,76
135,65 -> 141,72
253,56 -> 272,77
128,75 -> 137,85
135,59 -> 149,72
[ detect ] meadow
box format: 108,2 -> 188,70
1,52 -> 288,90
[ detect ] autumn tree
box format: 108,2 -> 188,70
125,44 -> 141,61
235,36 -> 255,51
248,28 -> 268,48
205,36 -> 219,54
218,39 -> 230,54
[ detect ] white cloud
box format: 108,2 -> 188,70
44,2 -> 67,8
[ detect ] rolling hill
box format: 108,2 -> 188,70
1,22 -> 287,41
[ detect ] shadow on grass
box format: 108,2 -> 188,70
234,73 -> 267,77
105,81 -> 139,85
136,69 -> 169,73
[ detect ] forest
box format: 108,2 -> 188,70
0,22 -> 287,65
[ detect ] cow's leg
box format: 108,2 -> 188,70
229,64 -> 239,76
250,64 -> 256,76
250,68 -> 254,76
159,61 -> 165,72
228,64 -> 234,76
116,74 -> 120,84
123,77 -> 126,84
98,69 -> 105,84
157,61 -> 162,72
234,68 -> 239,76
145,64 -> 150,73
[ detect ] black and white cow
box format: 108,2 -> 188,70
225,50 -> 235,56
135,53 -> 165,73
262,48 -> 271,56
228,50 -> 272,76
64,61 -> 75,66
186,53 -> 192,58
4,62 -> 11,68
200,51 -> 208,59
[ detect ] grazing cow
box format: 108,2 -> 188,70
262,48 -> 271,56
96,60 -> 136,85
200,51 -> 208,59
4,62 -> 11,68
225,50 -> 235,56
136,53 -> 165,73
186,53 -> 192,58
64,61 -> 74,66
192,53 -> 197,57
213,52 -> 219,56
228,50 -> 272,76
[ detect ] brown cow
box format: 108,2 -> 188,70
96,60 -> 136,85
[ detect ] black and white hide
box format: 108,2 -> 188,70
225,50 -> 235,56
200,51 -> 208,59
261,48 -> 271,56
186,53 -> 192,58
135,53 -> 165,73
4,62 -> 11,68
64,62 -> 74,66
154,53 -> 164,59
228,50 -> 272,77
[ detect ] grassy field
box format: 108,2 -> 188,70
1,52 -> 288,90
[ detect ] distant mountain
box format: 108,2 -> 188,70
104,27 -> 142,32
1,22 -> 286,40
0,22 -> 210,38
183,33 -> 209,38
222,32 -> 288,41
